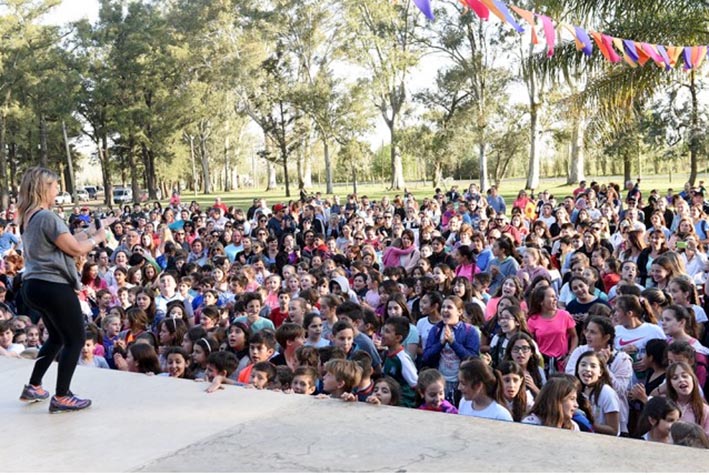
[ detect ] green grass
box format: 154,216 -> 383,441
90,172 -> 698,211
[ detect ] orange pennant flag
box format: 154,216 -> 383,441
480,0 -> 504,21
634,41 -> 650,66
509,6 -> 538,44
590,31 -> 611,61
666,46 -> 683,67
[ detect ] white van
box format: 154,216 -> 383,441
113,187 -> 134,204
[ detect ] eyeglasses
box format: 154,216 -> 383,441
512,346 -> 532,354
354,236 -> 364,240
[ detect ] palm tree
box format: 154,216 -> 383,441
533,0 -> 708,184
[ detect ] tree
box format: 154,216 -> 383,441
0,0 -> 62,205
342,0 -> 428,190
424,1 -> 513,191
543,0 -> 709,184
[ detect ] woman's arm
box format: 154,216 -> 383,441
566,326 -> 579,355
55,228 -> 106,258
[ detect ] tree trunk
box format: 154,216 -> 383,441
129,136 -> 140,201
323,138 -> 333,194
479,142 -> 489,192
39,112 -> 49,168
352,167 -> 358,195
198,129 -> 212,195
281,143 -> 291,198
303,153 -> 313,189
99,133 -> 113,206
689,70 -> 699,186
295,149 -> 304,191
62,121 -> 77,202
8,142 -> 17,195
623,151 -> 632,184
389,124 -> 406,191
433,161 -> 442,189
567,113 -> 586,185
186,133 -> 197,196
526,100 -> 540,190
224,133 -> 230,192
267,161 -> 277,190
0,92 -> 9,209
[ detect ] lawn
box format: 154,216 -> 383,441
91,173 -> 699,212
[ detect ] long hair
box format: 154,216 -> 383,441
614,295 -> 656,324
666,362 -> 706,426
527,377 -> 578,429
575,351 -> 612,406
634,396 -> 681,438
458,357 -> 500,398
128,342 -> 161,374
495,360 -> 527,422
16,167 -> 59,227
503,332 -> 544,390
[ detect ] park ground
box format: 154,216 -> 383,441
84,173 -> 700,211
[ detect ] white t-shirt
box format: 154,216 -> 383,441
458,398 -> 513,421
416,316 -> 439,351
522,413 -> 580,431
613,323 -> 665,353
588,384 -> 623,435
3,343 -> 24,355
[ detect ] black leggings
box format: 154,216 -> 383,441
22,279 -> 85,397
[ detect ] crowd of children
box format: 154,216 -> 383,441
3,180 -> 709,449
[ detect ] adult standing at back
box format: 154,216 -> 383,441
17,167 -> 112,413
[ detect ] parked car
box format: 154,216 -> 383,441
55,192 -> 72,205
113,187 -> 133,204
84,185 -> 103,200
76,188 -> 89,202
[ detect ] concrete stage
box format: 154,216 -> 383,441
1,357 -> 707,472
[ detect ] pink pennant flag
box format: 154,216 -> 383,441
538,14 -> 555,57
640,43 -> 664,67
693,46 -> 707,69
465,0 -> 490,20
601,35 -> 621,63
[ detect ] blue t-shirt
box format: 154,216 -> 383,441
0,232 -> 18,253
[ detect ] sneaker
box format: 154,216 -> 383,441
49,394 -> 92,414
19,384 -> 50,403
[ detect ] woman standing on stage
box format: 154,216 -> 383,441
17,167 -> 112,413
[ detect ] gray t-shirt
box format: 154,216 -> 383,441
22,209 -> 81,290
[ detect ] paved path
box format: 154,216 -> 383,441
1,357 -> 706,472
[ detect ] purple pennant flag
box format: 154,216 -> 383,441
682,47 -> 693,70
574,26 -> 593,56
655,45 -> 672,70
622,39 -> 640,63
413,0 -> 435,21
492,0 -> 524,33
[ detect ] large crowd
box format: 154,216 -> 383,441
2,178 -> 709,448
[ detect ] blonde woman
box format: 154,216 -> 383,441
17,167 -> 113,413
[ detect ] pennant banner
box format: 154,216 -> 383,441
413,0 -> 435,21
411,0 -> 708,71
